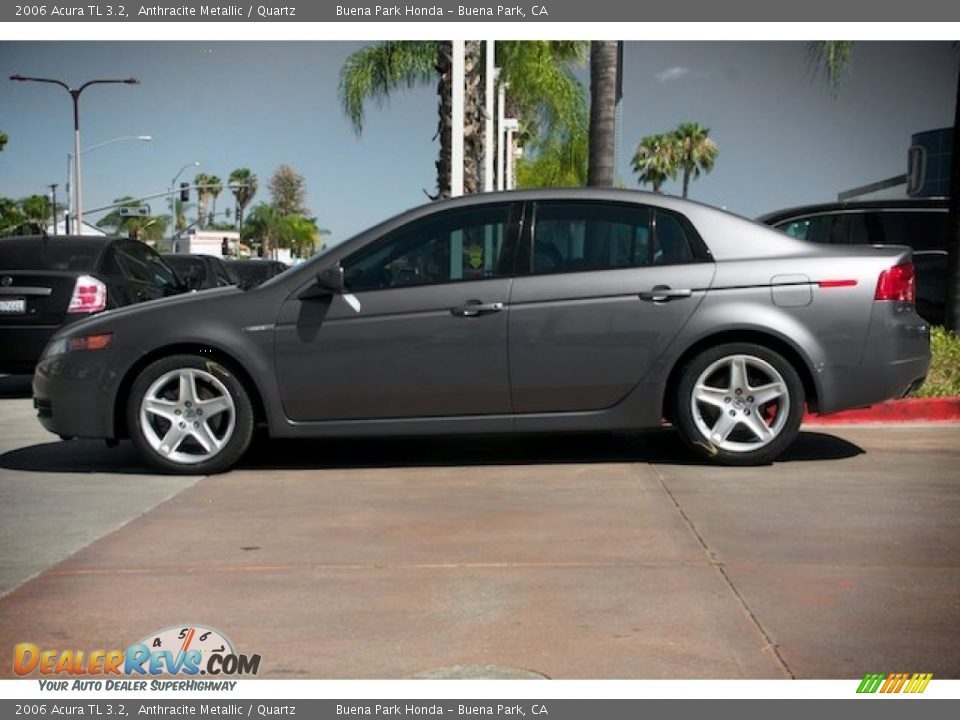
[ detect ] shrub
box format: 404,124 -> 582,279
913,326 -> 960,398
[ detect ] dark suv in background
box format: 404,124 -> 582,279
758,198 -> 948,324
0,235 -> 184,374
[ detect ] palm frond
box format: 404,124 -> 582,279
339,41 -> 439,134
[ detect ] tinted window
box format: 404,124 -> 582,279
0,237 -> 103,271
775,214 -> 846,244
119,243 -> 180,290
212,259 -> 233,286
344,204 -> 512,292
531,202 -> 694,274
164,255 -> 208,285
865,211 -> 948,250
913,252 -> 946,305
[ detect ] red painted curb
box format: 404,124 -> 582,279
803,397 -> 960,425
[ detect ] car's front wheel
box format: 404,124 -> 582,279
128,354 -> 254,474
673,343 -> 804,465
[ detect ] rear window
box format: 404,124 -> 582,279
0,237 -> 103,271
865,211 -> 948,251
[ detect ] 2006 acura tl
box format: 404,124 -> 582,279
33,189 -> 930,474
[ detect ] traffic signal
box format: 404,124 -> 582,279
179,183 -> 190,202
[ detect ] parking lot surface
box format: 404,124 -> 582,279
0,375 -> 958,679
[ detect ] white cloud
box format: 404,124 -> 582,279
656,66 -> 691,83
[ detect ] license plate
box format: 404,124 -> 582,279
0,297 -> 26,314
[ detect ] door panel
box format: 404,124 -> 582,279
273,202 -> 520,423
509,200 -> 714,413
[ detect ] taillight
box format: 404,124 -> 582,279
875,263 -> 915,303
67,275 -> 107,313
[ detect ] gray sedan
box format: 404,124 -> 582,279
33,189 -> 930,474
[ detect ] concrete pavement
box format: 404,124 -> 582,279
0,382 -> 957,678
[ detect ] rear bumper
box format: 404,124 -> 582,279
0,325 -> 58,374
816,303 -> 930,415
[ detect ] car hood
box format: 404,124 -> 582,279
51,286 -> 244,340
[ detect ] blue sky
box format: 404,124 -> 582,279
0,41 -> 956,242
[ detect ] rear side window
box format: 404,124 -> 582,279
775,214 -> 846,244
864,211 -> 948,250
0,237 -> 102,271
530,202 -> 695,275
117,242 -> 180,290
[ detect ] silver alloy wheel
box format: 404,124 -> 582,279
139,368 -> 236,465
690,353 -> 790,453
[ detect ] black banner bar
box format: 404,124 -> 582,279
3,0 -> 960,23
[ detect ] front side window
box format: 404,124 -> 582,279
343,204 -> 513,292
530,202 -> 695,275
119,242 -> 180,290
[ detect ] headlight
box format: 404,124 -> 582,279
43,333 -> 113,358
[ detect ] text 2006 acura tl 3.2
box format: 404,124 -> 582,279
33,189 -> 930,474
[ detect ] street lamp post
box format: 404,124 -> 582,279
66,135 -> 152,234
9,74 -> 140,234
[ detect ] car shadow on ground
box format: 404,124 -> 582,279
0,375 -> 32,399
0,429 -> 864,475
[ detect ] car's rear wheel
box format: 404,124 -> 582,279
673,343 -> 804,465
128,354 -> 253,474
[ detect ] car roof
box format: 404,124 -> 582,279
757,197 -> 949,225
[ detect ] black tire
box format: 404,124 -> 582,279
127,354 -> 254,474
673,342 -> 804,465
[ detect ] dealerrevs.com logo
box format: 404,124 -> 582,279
13,625 -> 261,687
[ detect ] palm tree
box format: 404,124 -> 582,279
673,122 -> 718,198
206,175 -> 223,227
339,41 -> 587,197
587,41 -> 619,188
193,173 -> 211,228
229,168 -> 258,232
242,203 -> 283,259
810,41 -> 960,333
631,133 -> 678,193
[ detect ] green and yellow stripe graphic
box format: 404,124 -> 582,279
857,672 -> 933,694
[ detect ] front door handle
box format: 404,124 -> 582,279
451,300 -> 504,317
639,285 -> 692,302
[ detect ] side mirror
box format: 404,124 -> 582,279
317,264 -> 345,293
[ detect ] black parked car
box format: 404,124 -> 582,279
0,235 -> 183,373
223,259 -> 289,288
162,253 -> 238,290
758,198 -> 948,324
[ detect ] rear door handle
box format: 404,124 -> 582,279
451,300 -> 504,317
639,285 -> 692,302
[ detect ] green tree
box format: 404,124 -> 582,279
810,42 -> 960,333
96,197 -> 170,241
587,41 -> 620,188
672,122 -> 718,198
631,133 -> 678,193
229,168 -> 258,231
242,203 -> 283,259
339,41 -> 587,197
0,132 -> 8,152
268,164 -> 307,216
0,196 -> 28,236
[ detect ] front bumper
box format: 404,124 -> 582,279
32,346 -> 124,440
